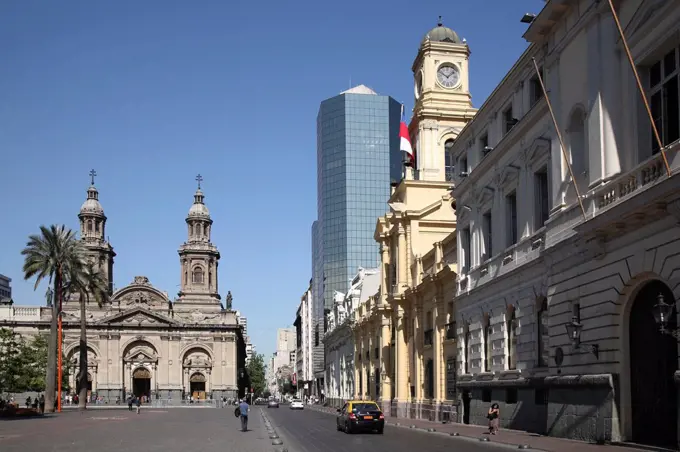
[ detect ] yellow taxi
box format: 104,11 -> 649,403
335,400 -> 385,434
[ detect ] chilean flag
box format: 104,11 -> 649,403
399,105 -> 414,167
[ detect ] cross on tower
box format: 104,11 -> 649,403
438,15 -> 443,26
196,174 -> 203,189
89,169 -> 97,185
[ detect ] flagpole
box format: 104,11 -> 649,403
606,0 -> 671,178
532,57 -> 587,222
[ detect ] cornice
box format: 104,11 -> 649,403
412,41 -> 470,72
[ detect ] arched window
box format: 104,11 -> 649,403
536,298 -> 548,367
184,271 -> 188,285
87,220 -> 93,232
445,139 -> 455,181
192,267 -> 204,284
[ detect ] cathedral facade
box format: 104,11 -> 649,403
0,176 -> 246,402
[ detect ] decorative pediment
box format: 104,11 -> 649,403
111,277 -> 169,308
499,164 -> 521,189
627,0 -> 671,39
477,186 -> 495,207
124,347 -> 158,364
527,136 -> 551,167
95,307 -> 178,327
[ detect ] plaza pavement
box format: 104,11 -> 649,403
0,406 -> 275,452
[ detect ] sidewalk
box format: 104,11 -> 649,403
305,405 -> 656,452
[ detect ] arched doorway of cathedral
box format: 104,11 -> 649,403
190,372 -> 206,400
628,279 -> 678,448
182,347 -> 213,400
132,367 -> 151,399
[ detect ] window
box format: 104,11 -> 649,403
650,47 -> 680,153
534,167 -> 549,230
464,328 -> 471,374
461,226 -> 471,272
445,139 -> 455,181
483,319 -> 491,372
530,67 -> 544,106
505,192 -> 518,247
568,109 -> 587,177
87,220 -> 93,232
506,388 -> 518,404
506,309 -> 517,370
459,155 -> 468,176
482,388 -> 492,402
480,133 -> 490,157
315,325 -> 320,346
503,105 -> 516,134
537,298 -> 548,367
482,211 -> 492,260
192,267 -> 204,284
426,359 -> 434,399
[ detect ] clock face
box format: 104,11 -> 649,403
437,64 -> 460,89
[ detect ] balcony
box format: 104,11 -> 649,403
445,322 -> 456,340
424,329 -> 434,347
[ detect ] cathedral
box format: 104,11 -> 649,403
1,174 -> 246,402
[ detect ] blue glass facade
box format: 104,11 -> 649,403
315,89 -> 401,309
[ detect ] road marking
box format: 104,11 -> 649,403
89,416 -> 127,420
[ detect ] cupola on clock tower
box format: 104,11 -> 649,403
176,175 -> 222,310
411,18 -> 477,181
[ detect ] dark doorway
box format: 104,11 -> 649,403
76,372 -> 93,399
462,390 -> 471,424
190,372 -> 206,400
629,280 -> 678,448
132,368 -> 151,399
426,359 -> 434,399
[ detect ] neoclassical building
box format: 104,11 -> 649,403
0,176 -> 246,402
451,0 -> 680,448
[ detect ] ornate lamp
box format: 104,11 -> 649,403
565,315 -> 599,359
652,292 -> 680,339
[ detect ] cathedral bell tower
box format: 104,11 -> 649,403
78,169 -> 116,295
411,17 -> 477,181
176,175 -> 221,308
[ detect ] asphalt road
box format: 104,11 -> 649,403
265,405 -> 513,452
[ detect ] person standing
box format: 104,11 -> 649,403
487,403 -> 500,435
238,398 -> 249,432
135,396 -> 141,414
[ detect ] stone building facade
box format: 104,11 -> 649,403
0,177 -> 246,402
450,0 -> 680,449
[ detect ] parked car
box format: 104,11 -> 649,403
290,399 -> 304,410
267,400 -> 279,408
336,400 -> 384,434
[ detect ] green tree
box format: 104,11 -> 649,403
20,334 -> 69,393
246,353 -> 266,397
0,328 -> 25,395
22,224 -> 85,412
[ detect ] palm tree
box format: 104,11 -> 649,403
72,261 -> 109,410
22,225 -> 84,413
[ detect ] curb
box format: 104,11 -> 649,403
260,408 -> 289,452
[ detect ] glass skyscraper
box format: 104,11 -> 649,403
313,85 -> 402,312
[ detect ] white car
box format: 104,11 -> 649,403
290,399 -> 304,410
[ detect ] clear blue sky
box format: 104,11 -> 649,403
0,0 -> 545,359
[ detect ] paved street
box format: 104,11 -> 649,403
0,407 -> 273,452
265,405 -> 518,452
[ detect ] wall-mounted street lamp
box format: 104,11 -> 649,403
652,293 -> 680,339
565,316 -> 599,359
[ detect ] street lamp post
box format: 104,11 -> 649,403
565,315 -> 599,359
652,292 -> 680,339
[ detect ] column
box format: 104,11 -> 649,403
206,369 -> 212,397
395,307 -> 408,402
353,334 -> 360,399
380,242 -> 389,304
92,369 -> 98,393
433,298 -> 444,402
398,225 -> 407,289
413,305 -> 422,401
380,314 -> 391,403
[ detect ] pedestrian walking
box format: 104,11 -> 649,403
238,398 -> 249,432
135,396 -> 141,414
487,402 -> 500,435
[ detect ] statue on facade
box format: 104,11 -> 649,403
226,291 -> 233,310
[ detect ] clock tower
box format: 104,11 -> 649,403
411,18 -> 477,181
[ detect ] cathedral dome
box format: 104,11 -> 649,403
188,189 -> 210,218
80,185 -> 104,215
421,20 -> 462,45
